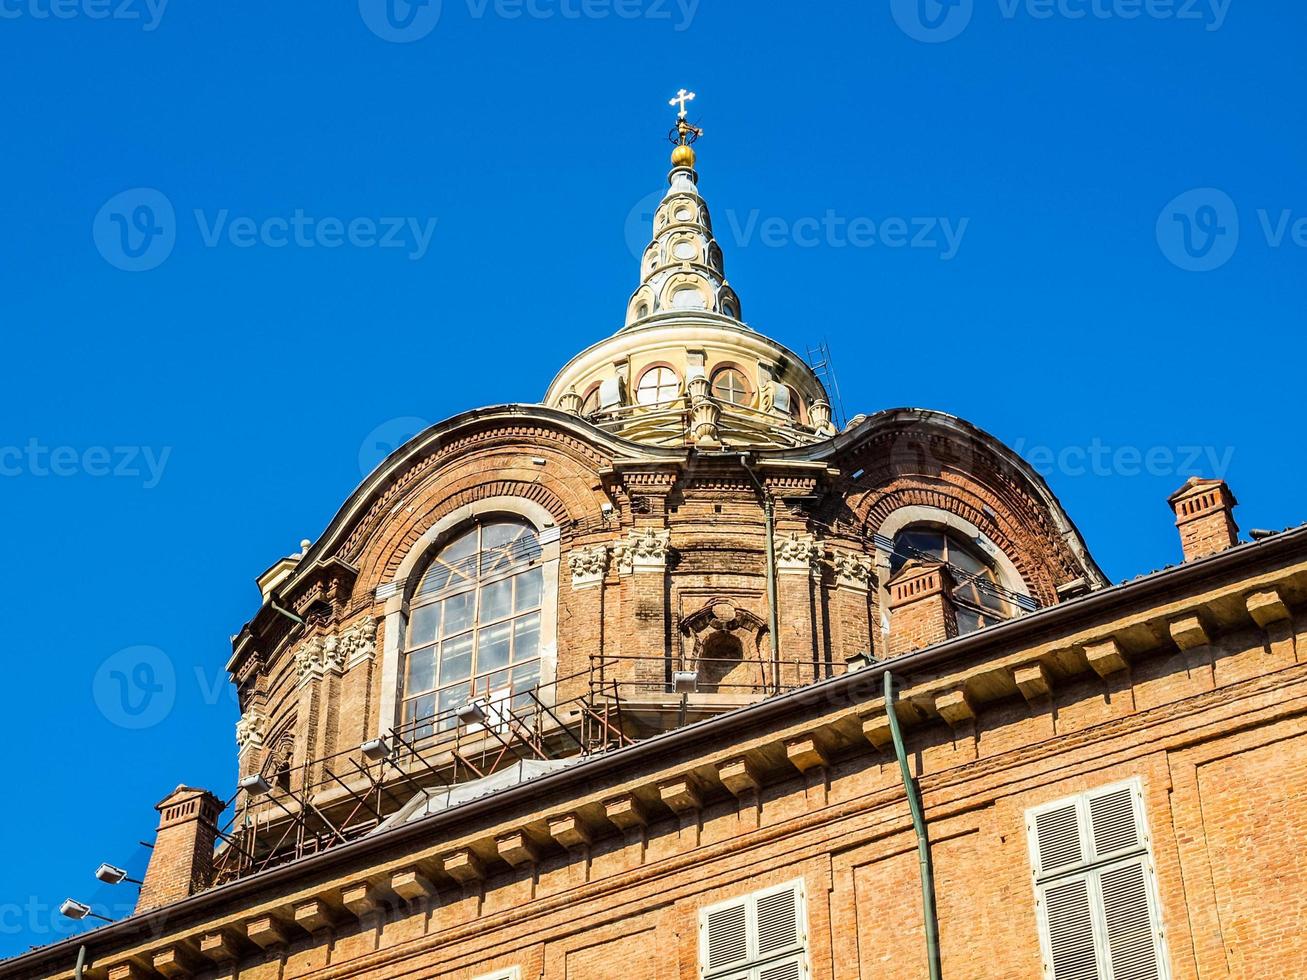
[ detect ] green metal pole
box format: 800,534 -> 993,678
884,670 -> 943,980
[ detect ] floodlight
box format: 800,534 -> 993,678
60,899 -> 112,923
361,737 -> 390,762
456,700 -> 487,726
673,671 -> 699,695
1250,529 -> 1277,541
239,773 -> 272,796
94,864 -> 140,886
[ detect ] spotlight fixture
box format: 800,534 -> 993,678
1249,529 -> 1277,541
673,670 -> 699,695
239,773 -> 272,797
59,899 -> 113,923
361,737 -> 391,762
94,864 -> 141,886
456,700 -> 487,726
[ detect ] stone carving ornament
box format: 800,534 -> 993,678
831,550 -> 874,588
615,528 -> 671,574
775,532 -> 820,570
293,616 -> 378,683
568,544 -> 609,585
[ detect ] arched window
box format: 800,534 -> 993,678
890,528 -> 1011,634
635,366 -> 681,406
580,383 -> 602,416
711,367 -> 751,406
401,519 -> 544,737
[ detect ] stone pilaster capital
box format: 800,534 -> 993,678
568,544 -> 609,588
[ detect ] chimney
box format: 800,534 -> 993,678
137,786 -> 223,913
886,560 -> 958,656
1169,477 -> 1239,562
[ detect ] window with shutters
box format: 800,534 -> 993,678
1026,779 -> 1170,980
699,879 -> 807,980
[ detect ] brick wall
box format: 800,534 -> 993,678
95,595 -> 1307,980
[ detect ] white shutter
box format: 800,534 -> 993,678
700,880 -> 807,980
703,899 -> 750,974
756,953 -> 806,980
1098,860 -> 1162,980
1027,779 -> 1168,980
1033,802 -> 1086,876
1087,786 -> 1143,862
754,882 -> 803,958
1041,876 -> 1102,980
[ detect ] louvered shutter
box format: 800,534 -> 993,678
703,899 -> 751,976
1042,876 -> 1102,980
1087,786 -> 1143,861
756,953 -> 805,980
701,880 -> 807,980
754,883 -> 804,959
1033,801 -> 1085,876
1099,860 -> 1162,980
1027,780 -> 1168,980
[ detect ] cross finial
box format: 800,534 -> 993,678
669,88 -> 696,120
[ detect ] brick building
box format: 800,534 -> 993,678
6,109 -> 1307,980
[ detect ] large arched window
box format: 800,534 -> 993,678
401,519 -> 543,737
890,528 -> 1011,634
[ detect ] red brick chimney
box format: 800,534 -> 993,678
137,786 -> 223,912
1169,477 -> 1239,562
887,560 -> 958,655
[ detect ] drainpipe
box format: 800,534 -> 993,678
740,455 -> 781,693
885,670 -> 942,980
74,946 -> 86,980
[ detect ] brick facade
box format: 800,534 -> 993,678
13,520 -> 1307,980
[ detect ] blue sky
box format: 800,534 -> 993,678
1,0 -> 1303,956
